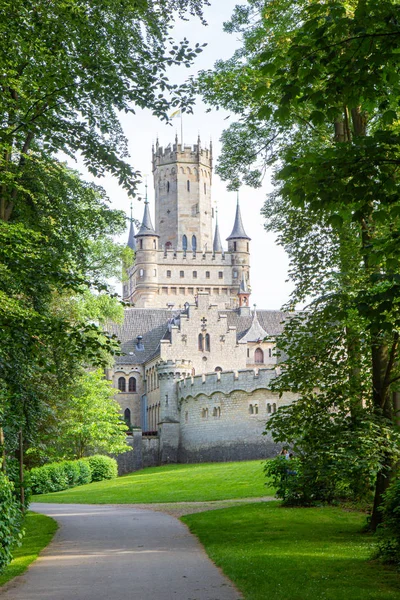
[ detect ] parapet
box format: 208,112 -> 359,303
152,142 -> 212,168
177,367 -> 276,400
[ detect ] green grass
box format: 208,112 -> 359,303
0,512 -> 57,587
33,460 -> 273,504
182,503 -> 400,600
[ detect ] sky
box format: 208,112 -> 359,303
74,1 -> 292,309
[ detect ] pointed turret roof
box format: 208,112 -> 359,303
226,194 -> 251,240
213,210 -> 223,252
240,307 -> 269,343
136,199 -> 158,237
127,202 -> 136,250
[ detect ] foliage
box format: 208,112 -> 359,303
29,458 -> 92,495
0,512 -> 57,587
182,503 -> 400,600
198,0 -> 400,528
33,460 -> 272,503
83,455 -> 118,482
376,478 -> 400,565
0,472 -> 24,574
54,370 -> 128,460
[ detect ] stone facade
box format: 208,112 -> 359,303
108,137 -> 295,467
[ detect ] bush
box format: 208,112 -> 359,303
376,478 -> 400,564
29,459 -> 92,495
84,455 -> 118,482
264,455 -> 338,506
0,472 -> 24,573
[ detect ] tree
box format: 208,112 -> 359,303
0,0 -> 208,221
54,369 -> 128,460
198,0 -> 400,527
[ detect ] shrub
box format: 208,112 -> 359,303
84,455 -> 118,481
76,459 -> 92,485
376,478 -> 400,564
0,472 -> 24,573
30,459 -> 92,495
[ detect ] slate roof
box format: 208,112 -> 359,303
127,220 -> 136,250
226,200 -> 251,241
106,308 -> 180,365
239,310 -> 269,342
136,201 -> 158,237
213,214 -> 223,252
107,307 -> 289,366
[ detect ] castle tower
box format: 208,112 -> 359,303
152,136 -> 213,251
130,194 -> 159,305
227,194 -> 251,297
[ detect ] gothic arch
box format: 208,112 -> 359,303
254,348 -> 264,364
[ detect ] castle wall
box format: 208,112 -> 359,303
177,369 -> 297,462
112,365 -> 144,428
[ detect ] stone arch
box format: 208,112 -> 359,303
124,408 -> 131,426
118,377 -> 126,392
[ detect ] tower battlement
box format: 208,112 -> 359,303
177,368 -> 277,400
152,142 -> 212,169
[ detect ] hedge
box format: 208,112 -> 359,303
0,472 -> 23,573
29,456 -> 116,495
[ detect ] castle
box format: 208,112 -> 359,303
107,138 -> 296,465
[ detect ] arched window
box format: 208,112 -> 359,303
165,241 -> 172,250
182,235 -> 187,251
198,333 -> 204,351
215,366 -> 222,372
267,403 -> 271,414
167,181 -> 170,192
124,408 -> 131,426
187,180 -> 190,191
192,235 -> 197,252
118,377 -> 126,392
249,404 -> 254,415
272,403 -> 277,413
255,348 -> 264,364
205,333 -> 210,352
153,240 -> 157,249
129,377 -> 136,392
254,403 -> 259,415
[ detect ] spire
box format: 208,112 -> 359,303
127,201 -> 136,250
226,192 -> 251,240
240,305 -> 268,342
136,183 -> 159,237
213,209 -> 223,252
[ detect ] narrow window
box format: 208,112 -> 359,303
193,271 -> 197,278
198,333 -> 204,351
255,348 -> 264,364
153,240 -> 157,249
249,404 -> 254,415
167,181 -> 170,192
167,270 -> 171,278
139,268 -> 144,278
206,271 -> 210,278
247,242 -> 249,252
180,270 -> 184,278
124,408 -> 131,426
272,403 -> 277,413
204,182 -> 206,194
233,241 -> 237,251
269,348 -> 272,358
233,270 -> 238,278
153,269 -> 157,276
129,377 -> 136,392
187,180 -> 190,191
254,404 -> 259,415
118,377 -> 126,392
218,271 -> 223,279
182,234 -> 187,251
267,403 -> 271,414
140,239 -> 143,249
205,333 -> 210,352
247,348 -> 250,358
192,235 -> 197,252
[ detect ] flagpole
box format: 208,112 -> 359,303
180,111 -> 183,146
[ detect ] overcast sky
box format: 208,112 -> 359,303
75,1 -> 292,309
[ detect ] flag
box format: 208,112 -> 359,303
170,108 -> 182,119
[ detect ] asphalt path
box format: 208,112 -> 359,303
0,503 -> 242,600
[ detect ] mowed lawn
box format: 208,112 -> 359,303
33,460 -> 273,503
0,512 -> 57,587
182,503 -> 400,600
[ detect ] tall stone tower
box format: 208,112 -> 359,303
123,138 -> 251,309
153,135 -> 213,252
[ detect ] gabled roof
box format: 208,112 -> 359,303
239,310 -> 269,342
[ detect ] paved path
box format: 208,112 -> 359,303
0,503 -> 242,600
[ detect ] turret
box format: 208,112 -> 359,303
237,268 -> 250,311
127,202 -> 136,251
133,188 -> 159,300
212,209 -> 223,253
227,193 -> 251,294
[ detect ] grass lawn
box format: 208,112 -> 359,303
33,460 -> 273,504
182,503 -> 400,600
0,512 -> 57,587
